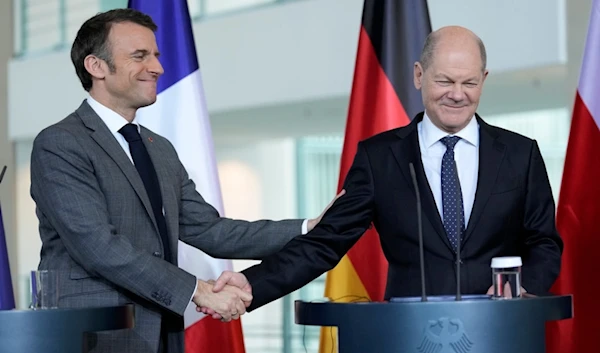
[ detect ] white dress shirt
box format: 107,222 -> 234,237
87,96 -> 141,163
417,112 -> 479,226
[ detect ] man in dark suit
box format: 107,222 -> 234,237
30,9 -> 339,353
209,26 -> 563,312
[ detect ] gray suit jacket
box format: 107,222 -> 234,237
30,101 -> 303,353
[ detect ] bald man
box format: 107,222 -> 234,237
208,26 -> 563,312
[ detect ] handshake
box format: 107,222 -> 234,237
192,271 -> 251,322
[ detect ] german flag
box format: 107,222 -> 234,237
319,1 -> 431,351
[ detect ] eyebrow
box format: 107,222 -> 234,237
130,49 -> 160,57
434,74 -> 479,82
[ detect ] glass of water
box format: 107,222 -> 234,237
491,257 -> 522,299
30,270 -> 59,309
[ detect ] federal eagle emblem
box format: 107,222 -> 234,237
417,317 -> 473,353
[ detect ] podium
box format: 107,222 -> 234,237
295,295 -> 572,353
0,304 -> 134,353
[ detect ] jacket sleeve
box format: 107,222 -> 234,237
175,147 -> 304,260
241,142 -> 377,311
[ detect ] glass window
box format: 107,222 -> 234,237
14,0 -> 289,56
15,0 -> 101,56
281,136 -> 343,352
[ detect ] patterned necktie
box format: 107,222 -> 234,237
119,124 -> 171,262
440,136 -> 464,251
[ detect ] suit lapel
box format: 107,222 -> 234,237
141,128 -> 179,260
390,115 -> 454,253
463,116 -> 506,244
76,101 -> 159,233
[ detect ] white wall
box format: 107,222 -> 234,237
429,0 -> 567,71
8,0 -> 567,140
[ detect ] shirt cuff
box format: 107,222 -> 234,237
301,219 -> 308,234
190,279 -> 198,303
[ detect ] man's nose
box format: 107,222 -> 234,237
148,56 -> 164,76
447,84 -> 465,101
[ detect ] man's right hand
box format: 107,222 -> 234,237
197,271 -> 252,320
192,280 -> 252,322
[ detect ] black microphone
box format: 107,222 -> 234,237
0,166 -> 6,185
452,160 -> 463,301
409,163 -> 427,302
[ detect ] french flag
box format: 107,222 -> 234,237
127,1 -> 246,352
547,0 -> 600,352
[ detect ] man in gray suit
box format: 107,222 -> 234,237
30,9 -> 339,353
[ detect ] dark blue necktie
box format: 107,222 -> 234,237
440,136 -> 464,251
119,124 -> 171,262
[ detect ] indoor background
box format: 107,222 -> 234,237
0,0 -> 590,352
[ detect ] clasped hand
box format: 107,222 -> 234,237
189,190 -> 342,321
192,271 -> 252,322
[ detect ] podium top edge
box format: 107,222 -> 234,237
295,294 -> 572,306
0,304 -> 134,315
294,295 -> 573,325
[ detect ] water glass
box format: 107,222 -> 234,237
30,270 -> 59,309
491,257 -> 522,299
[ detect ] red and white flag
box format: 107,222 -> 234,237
547,1 -> 600,352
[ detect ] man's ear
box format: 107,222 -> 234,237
414,62 -> 424,90
83,55 -> 107,80
481,69 -> 489,84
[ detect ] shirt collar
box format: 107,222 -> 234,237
421,111 -> 480,148
86,96 -> 140,134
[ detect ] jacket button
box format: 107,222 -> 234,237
153,251 -> 161,257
